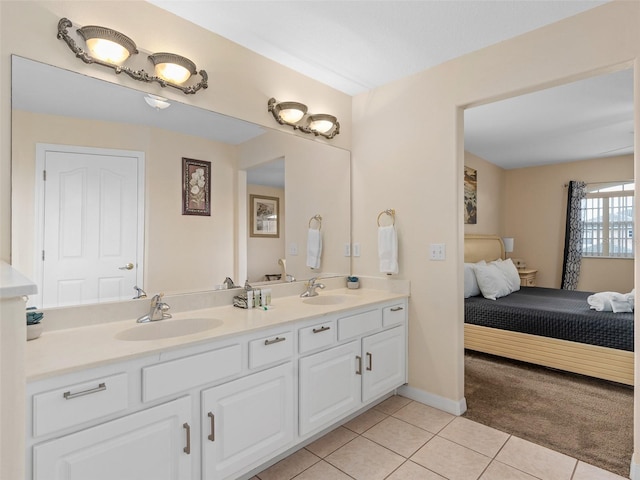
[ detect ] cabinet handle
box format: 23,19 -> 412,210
208,412 -> 215,442
264,336 -> 286,346
183,423 -> 191,454
312,326 -> 330,334
63,382 -> 106,400
390,306 -> 403,312
356,355 -> 362,375
366,352 -> 373,371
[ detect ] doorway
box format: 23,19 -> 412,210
34,144 -> 145,308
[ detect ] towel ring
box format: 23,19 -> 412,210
309,214 -> 322,230
377,209 -> 395,227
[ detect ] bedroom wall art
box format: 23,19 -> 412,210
464,165 -> 477,224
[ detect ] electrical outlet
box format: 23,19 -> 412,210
352,243 -> 361,257
429,243 -> 446,261
344,243 -> 351,257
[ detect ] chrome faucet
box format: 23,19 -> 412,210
223,277 -> 237,289
300,277 -> 325,297
133,285 -> 147,299
137,293 -> 172,323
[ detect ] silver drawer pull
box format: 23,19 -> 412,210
390,306 -> 404,312
183,423 -> 191,454
366,352 -> 373,371
356,355 -> 362,375
63,382 -> 106,400
264,336 -> 286,346
208,412 -> 215,442
312,326 -> 330,334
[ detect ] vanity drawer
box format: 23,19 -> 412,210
142,344 -> 242,402
383,303 -> 407,327
299,321 -> 335,354
337,309 -> 382,341
33,372 -> 128,437
249,331 -> 293,369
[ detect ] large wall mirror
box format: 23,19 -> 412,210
11,56 -> 351,308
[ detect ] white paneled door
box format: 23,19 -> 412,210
37,145 -> 144,308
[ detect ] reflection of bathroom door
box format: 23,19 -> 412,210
37,144 -> 144,307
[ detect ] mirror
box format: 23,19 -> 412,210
11,56 -> 351,307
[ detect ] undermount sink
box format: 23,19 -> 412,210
116,317 -> 223,341
302,294 -> 351,306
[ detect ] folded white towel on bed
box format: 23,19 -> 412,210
587,290 -> 634,313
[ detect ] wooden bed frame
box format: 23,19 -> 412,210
464,234 -> 634,386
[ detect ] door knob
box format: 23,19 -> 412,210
119,263 -> 134,270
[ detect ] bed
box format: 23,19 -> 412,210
464,234 -> 634,385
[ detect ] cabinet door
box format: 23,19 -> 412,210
299,340 -> 361,436
362,326 -> 406,403
33,396 -> 192,480
202,363 -> 294,480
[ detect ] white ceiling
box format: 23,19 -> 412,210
146,0 -> 634,169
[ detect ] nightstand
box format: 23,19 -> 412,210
518,268 -> 538,287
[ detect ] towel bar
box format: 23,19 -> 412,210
377,209 -> 395,226
308,214 -> 322,230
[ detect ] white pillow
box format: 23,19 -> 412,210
474,259 -> 519,300
464,261 -> 485,298
492,258 -> 521,293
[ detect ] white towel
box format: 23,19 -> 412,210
378,225 -> 398,274
306,228 -> 322,269
587,290 -> 634,313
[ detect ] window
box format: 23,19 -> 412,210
581,181 -> 634,258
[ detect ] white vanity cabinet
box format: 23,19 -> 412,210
201,362 -> 294,480
299,302 -> 407,437
33,396 -> 192,480
26,294 -> 408,480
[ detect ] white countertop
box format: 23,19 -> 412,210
26,287 -> 408,382
0,261 -> 37,299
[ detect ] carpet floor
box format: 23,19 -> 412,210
463,350 -> 633,477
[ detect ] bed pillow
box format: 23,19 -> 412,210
492,258 -> 521,293
464,261 -> 485,298
474,259 -> 520,300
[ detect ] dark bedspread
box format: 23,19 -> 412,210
464,287 -> 634,351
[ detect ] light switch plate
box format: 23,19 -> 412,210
288,243 -> 298,255
429,243 -> 446,261
352,243 -> 361,257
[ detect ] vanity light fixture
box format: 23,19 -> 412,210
268,98 -> 340,139
57,17 -> 208,95
76,25 -> 138,64
148,52 -> 197,85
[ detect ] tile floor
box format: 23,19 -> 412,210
252,395 -> 627,480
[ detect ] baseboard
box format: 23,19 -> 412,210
398,385 -> 467,415
629,453 -> 639,479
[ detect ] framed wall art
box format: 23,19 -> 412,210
182,157 -> 211,216
250,194 -> 279,238
464,165 -> 477,224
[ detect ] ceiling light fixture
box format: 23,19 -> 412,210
268,98 -> 339,139
57,17 -> 208,95
144,94 -> 171,110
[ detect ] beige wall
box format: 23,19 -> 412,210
464,152 -> 505,236
12,110 -> 237,295
352,0 -> 639,428
504,154 -> 634,292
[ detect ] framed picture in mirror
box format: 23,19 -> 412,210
250,194 -> 279,238
182,157 -> 211,216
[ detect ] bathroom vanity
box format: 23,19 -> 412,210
25,285 -> 408,480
